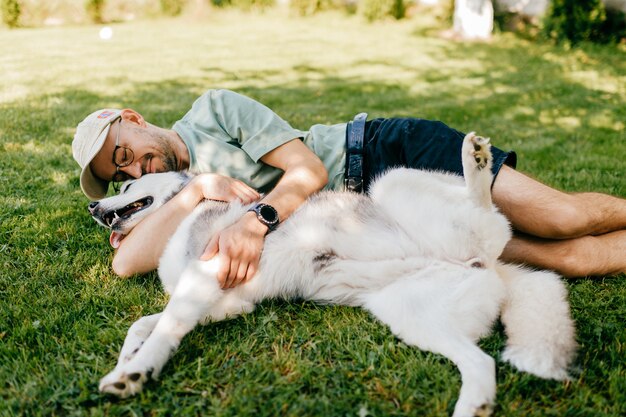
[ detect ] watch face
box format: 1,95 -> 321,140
259,204 -> 278,224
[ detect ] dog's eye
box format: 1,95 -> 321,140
121,181 -> 134,193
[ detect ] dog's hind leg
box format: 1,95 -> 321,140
433,337 -> 495,417
99,259 -> 253,398
497,263 -> 576,380
462,132 -> 493,210
362,270 -> 503,417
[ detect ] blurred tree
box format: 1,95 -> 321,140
542,0 -> 626,43
160,0 -> 185,16
360,0 -> 406,21
85,0 -> 105,23
1,0 -> 21,27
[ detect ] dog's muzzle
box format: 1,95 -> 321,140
89,197 -> 154,228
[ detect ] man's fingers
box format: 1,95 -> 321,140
245,263 -> 257,283
223,178 -> 257,203
231,263 -> 249,288
223,260 -> 240,289
234,182 -> 259,203
200,235 -> 219,261
216,253 -> 231,288
195,174 -> 259,203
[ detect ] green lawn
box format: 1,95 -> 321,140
1,9 -> 625,417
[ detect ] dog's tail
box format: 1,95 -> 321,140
497,263 -> 577,380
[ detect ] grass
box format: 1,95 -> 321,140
1,8 -> 625,417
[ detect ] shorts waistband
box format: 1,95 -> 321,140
344,112 -> 368,193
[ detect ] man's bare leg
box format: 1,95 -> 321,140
492,166 -> 626,276
493,166 -> 626,238
501,231 -> 626,277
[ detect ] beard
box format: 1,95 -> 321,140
148,131 -> 179,173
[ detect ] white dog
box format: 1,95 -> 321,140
90,133 -> 576,417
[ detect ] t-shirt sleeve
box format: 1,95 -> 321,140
184,89 -> 302,162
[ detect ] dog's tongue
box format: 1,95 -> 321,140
109,231 -> 125,249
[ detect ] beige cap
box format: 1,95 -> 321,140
72,109 -> 122,200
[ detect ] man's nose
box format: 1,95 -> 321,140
88,201 -> 99,214
121,160 -> 143,179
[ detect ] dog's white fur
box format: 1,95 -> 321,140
91,133 -> 576,417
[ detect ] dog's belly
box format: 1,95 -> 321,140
369,168 -> 512,265
246,192 -> 508,303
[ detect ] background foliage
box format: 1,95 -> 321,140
85,0 -> 105,23
290,0 -> 352,16
542,0 -> 626,44
160,0 -> 186,16
211,0 -> 276,11
360,0 -> 405,21
0,0 -> 20,27
2,0 -> 626,41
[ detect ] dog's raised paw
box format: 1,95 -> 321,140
463,132 -> 492,171
99,368 -> 148,398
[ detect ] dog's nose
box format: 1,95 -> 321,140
88,201 -> 99,214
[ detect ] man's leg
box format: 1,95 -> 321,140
492,166 -> 626,276
501,231 -> 626,277
493,166 -> 626,238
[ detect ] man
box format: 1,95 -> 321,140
73,89 -> 626,287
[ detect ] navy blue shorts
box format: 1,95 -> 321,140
362,118 -> 517,191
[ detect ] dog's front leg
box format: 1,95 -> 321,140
99,260 -> 225,398
114,313 -> 162,368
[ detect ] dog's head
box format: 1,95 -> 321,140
88,172 -> 192,248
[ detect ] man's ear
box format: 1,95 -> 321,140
120,109 -> 146,127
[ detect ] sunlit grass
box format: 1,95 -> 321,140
1,9 -> 624,417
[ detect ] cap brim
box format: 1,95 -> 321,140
79,123 -> 114,200
80,165 -> 110,200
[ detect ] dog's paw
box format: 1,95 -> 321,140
472,403 -> 494,417
452,401 -> 494,417
463,132 -> 492,171
99,366 -> 150,398
474,404 -> 493,417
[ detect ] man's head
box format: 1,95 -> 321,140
73,109 -> 187,200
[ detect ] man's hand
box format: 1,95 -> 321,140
200,212 -> 268,289
189,173 -> 259,204
195,139 -> 328,290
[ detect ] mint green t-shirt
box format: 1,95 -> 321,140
172,89 -> 347,193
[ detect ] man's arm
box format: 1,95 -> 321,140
111,174 -> 260,277
201,138 -> 328,288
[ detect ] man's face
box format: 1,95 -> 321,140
90,117 -> 179,188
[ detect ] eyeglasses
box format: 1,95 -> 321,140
111,118 -> 135,193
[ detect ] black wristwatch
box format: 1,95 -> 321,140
248,203 -> 280,232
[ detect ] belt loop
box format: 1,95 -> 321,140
344,112 -> 368,193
